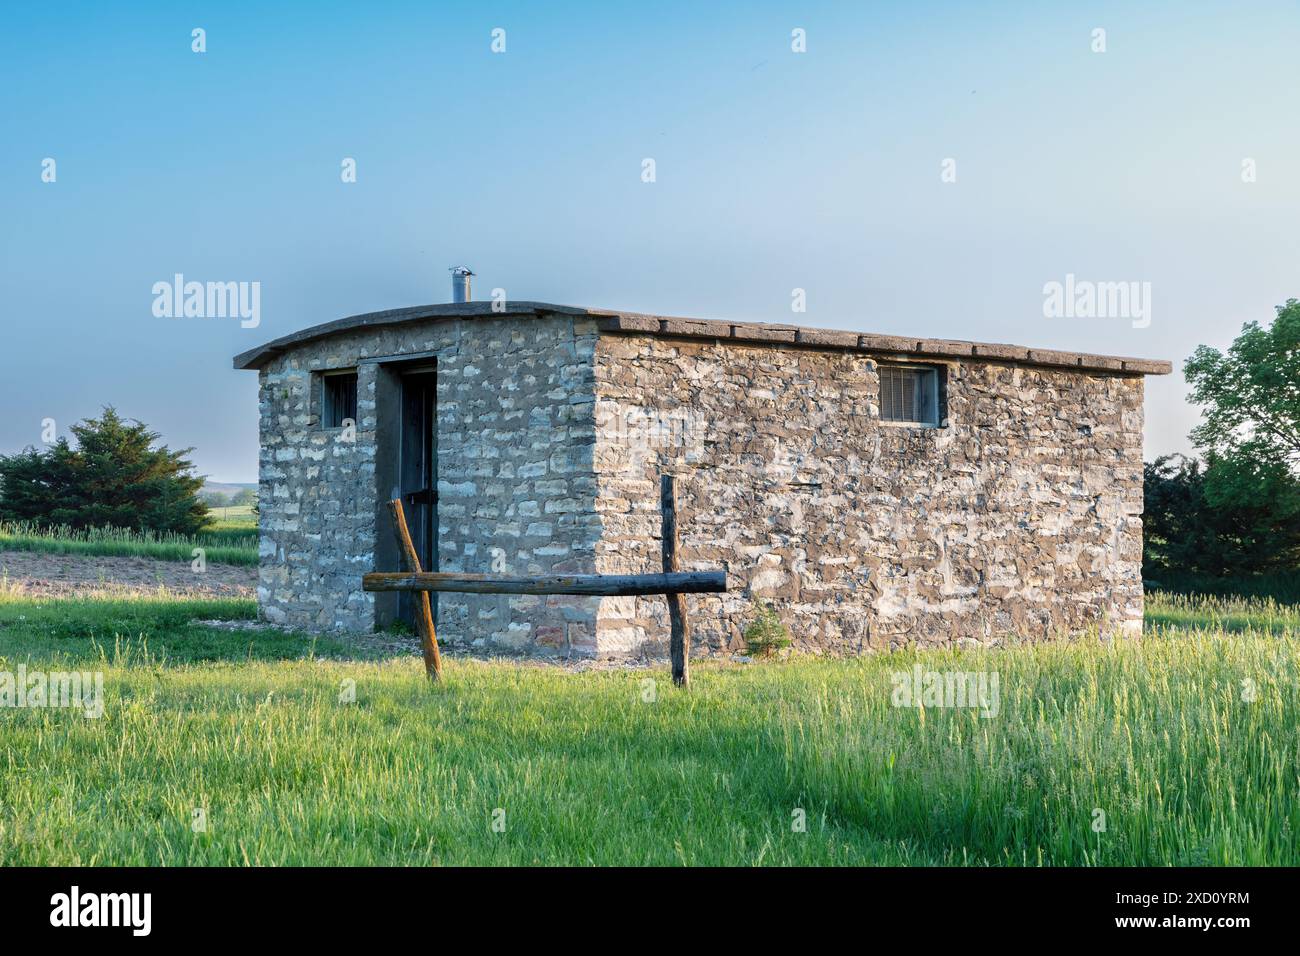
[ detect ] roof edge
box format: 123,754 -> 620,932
232,302 -> 1172,376
232,302 -> 597,369
593,315 -> 1172,375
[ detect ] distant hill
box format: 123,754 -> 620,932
202,481 -> 257,497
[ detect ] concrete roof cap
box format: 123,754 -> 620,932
232,301 -> 1172,376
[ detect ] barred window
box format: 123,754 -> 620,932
322,371 -> 358,428
879,364 -> 942,425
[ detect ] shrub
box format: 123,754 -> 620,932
743,603 -> 792,658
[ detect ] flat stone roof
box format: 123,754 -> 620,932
232,302 -> 1172,376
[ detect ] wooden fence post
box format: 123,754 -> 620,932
389,498 -> 443,681
660,474 -> 690,687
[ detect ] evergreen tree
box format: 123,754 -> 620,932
0,407 -> 210,534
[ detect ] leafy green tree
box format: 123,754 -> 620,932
1143,454 -> 1300,576
1185,298 -> 1300,466
0,407 -> 210,534
231,487 -> 258,508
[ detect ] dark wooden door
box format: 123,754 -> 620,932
398,369 -> 437,627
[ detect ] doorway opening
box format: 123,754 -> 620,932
397,367 -> 437,628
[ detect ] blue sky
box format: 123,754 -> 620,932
3,0 -> 1297,481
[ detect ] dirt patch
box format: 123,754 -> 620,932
0,553 -> 746,674
0,550 -> 256,599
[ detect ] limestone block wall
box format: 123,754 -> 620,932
256,353 -> 380,632
433,317 -> 602,655
591,334 -> 1146,655
255,314 -> 602,653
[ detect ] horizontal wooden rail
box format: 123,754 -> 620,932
362,570 -> 726,596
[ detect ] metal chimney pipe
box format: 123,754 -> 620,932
450,266 -> 474,303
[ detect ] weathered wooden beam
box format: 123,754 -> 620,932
362,570 -> 726,596
661,474 -> 690,687
388,499 -> 443,681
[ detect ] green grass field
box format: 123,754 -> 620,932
204,504 -> 256,531
0,588 -> 1296,865
0,520 -> 256,566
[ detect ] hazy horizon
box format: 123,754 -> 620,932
4,1 -> 1298,482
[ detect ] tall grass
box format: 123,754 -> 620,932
783,624 -> 1299,866
1145,567 -> 1300,603
0,589 -> 1296,865
1145,590 -> 1300,635
0,520 -> 256,566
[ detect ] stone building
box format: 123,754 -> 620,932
233,301 -> 1170,657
